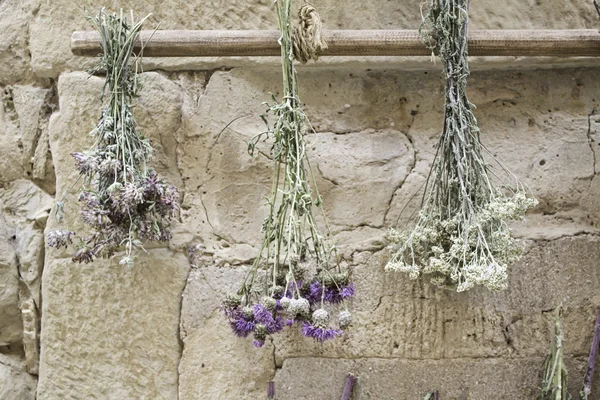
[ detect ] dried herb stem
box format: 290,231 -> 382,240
386,0 -> 536,292
222,0 -> 354,347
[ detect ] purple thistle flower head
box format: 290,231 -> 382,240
253,339 -> 265,348
301,322 -> 343,342
307,280 -> 356,305
339,283 -> 355,300
232,317 -> 255,338
224,306 -> 255,338
307,281 -> 323,305
253,304 -> 272,325
252,304 -> 284,334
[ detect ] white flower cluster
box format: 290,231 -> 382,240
386,193 -> 537,292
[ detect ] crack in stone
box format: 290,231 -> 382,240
175,257 -> 193,400
315,162 -> 340,187
382,131 -> 418,225
587,107 -> 597,185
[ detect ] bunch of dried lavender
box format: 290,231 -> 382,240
385,0 -> 537,292
538,306 -> 570,400
222,0 -> 354,347
47,9 -> 179,265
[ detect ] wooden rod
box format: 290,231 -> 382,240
71,29 -> 600,58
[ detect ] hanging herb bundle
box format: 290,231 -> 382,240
47,9 -> 180,265
538,306 -> 570,400
222,0 -> 354,347
385,0 -> 537,292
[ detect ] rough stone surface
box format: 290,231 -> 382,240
272,238 -> 600,362
38,249 -> 190,400
2,1 -> 600,399
274,356 -> 600,400
0,85 -> 55,193
179,266 -> 274,400
0,179 -> 53,374
37,70 -> 188,399
175,67 -> 600,400
0,354 -> 37,400
0,0 -> 37,85
0,215 -> 22,347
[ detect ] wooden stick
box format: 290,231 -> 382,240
71,29 -> 600,58
582,308 -> 600,399
267,381 -> 275,400
340,374 -> 356,400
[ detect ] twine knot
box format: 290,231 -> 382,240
292,3 -> 328,63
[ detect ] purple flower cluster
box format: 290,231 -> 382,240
223,278 -> 355,347
46,13 -> 181,266
48,149 -> 180,264
75,169 -> 178,262
301,323 -> 343,342
225,303 -> 284,347
46,230 -> 74,249
306,281 -> 355,305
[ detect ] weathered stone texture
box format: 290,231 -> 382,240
37,71 -> 189,399
38,250 -> 189,400
0,354 -> 37,400
175,66 -> 600,399
0,85 -> 55,193
0,216 -> 22,348
179,266 -> 275,400
0,0 -> 37,85
0,179 -> 52,375
274,356 -> 600,400
2,0 -> 600,398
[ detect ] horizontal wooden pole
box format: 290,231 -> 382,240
71,29 -> 600,58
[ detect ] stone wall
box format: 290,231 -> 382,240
1,0 -> 600,399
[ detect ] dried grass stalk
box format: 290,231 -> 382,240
538,306 -> 571,400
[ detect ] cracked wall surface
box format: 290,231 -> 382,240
1,0 -> 600,399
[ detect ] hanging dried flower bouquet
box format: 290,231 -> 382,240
385,0 -> 537,292
47,9 -> 180,265
222,0 -> 354,347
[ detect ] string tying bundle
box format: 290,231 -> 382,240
292,3 -> 328,63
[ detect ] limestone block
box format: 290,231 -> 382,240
0,85 -> 54,190
0,354 -> 37,400
274,356 -> 597,400
371,67 -> 600,237
310,129 -> 414,229
0,179 -> 53,225
174,68 -> 424,255
0,0 -> 35,84
38,249 -> 190,400
0,216 -> 22,347
272,237 -> 600,362
0,179 -> 53,372
179,266 -> 274,400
